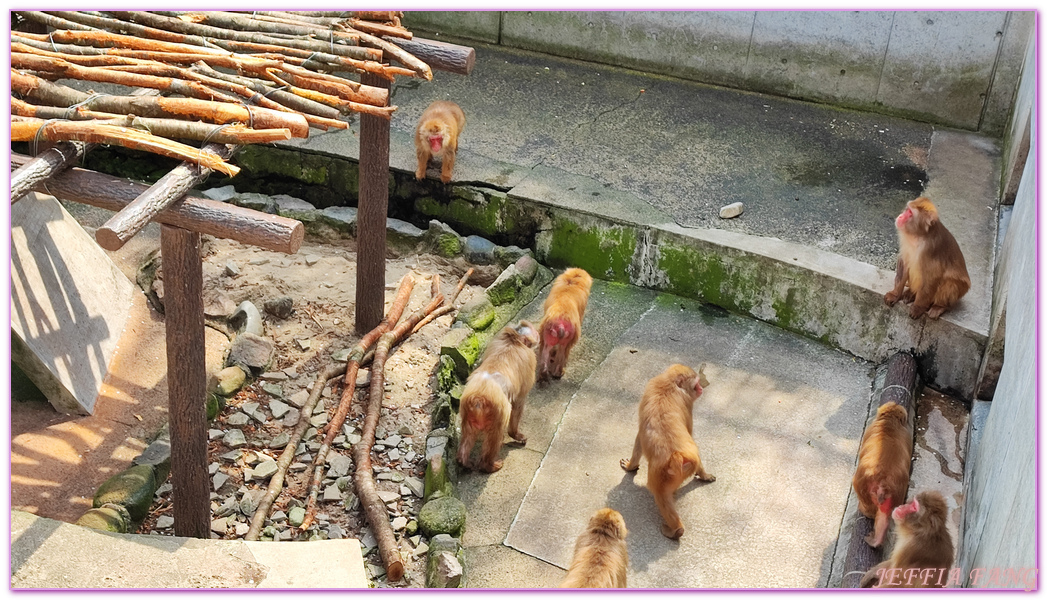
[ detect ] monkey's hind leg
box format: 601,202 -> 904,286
415,148 -> 431,180
507,398 -> 527,445
620,433 -> 642,472
694,452 -> 716,482
649,469 -> 685,539
909,288 -> 933,319
457,424 -> 478,470
478,429 -> 505,473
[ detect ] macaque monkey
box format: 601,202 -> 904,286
620,364 -> 714,539
560,508 -> 629,588
852,401 -> 912,548
884,197 -> 970,319
456,321 -> 538,473
538,268 -> 593,382
860,490 -> 955,588
415,100 -> 466,184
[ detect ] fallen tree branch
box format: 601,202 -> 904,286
299,275 -> 417,531
352,278 -> 446,583
411,268 -> 474,334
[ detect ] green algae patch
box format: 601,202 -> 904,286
540,218 -> 635,282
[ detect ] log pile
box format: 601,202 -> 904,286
11,10 -> 429,174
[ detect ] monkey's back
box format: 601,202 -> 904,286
561,536 -> 628,588
638,380 -> 697,464
853,407 -> 912,509
418,100 -> 465,133
542,268 -> 593,318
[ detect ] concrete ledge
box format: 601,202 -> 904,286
11,510 -> 367,589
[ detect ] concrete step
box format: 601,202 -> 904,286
11,510 -> 368,589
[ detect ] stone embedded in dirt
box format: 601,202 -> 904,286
241,402 -> 260,416
283,408 -> 301,427
296,338 -> 313,351
260,383 -> 283,398
155,515 -> 174,529
235,522 -> 250,537
208,429 -> 225,441
360,530 -> 377,549
287,389 -> 309,408
464,235 -> 496,265
212,471 -> 230,492
412,542 -> 429,558
389,449 -> 401,461
323,485 -> 342,502
226,333 -> 274,375
331,348 -> 351,362
276,529 -> 294,541
377,472 -> 404,483
226,413 -> 249,426
327,524 -> 345,539
269,400 -> 290,419
155,483 -> 173,497
282,367 -> 298,379
252,460 -> 278,480
385,434 -> 402,447
272,194 -> 316,215
391,516 -> 408,531
229,301 -> 264,338
239,489 -> 266,515
719,201 -> 745,219
404,476 -> 425,498
418,496 -> 466,538
367,564 -> 387,580
288,506 -> 306,527
263,296 -> 294,319
242,467 -> 255,482
515,255 -> 539,285
426,430 -> 450,461
495,244 -> 530,266
221,450 -> 242,462
270,431 -> 291,449
211,518 -> 229,535
357,370 -> 371,387
377,490 -> 400,504
249,258 -> 269,266
405,451 -> 417,463
203,289 -> 237,318
304,254 -> 321,266
214,496 -> 237,518
223,429 -> 247,449
230,192 -> 277,214
319,206 -> 358,233
224,261 -> 240,278
208,462 -> 220,475
430,552 -> 463,588
485,265 -> 521,307
327,454 -> 352,478
214,366 -> 246,396
289,462 -> 308,472
309,413 -> 329,428
271,510 -> 287,522
260,371 -> 288,381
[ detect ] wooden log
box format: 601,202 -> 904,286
10,156 -> 304,254
13,10 -> 96,32
160,224 -> 209,539
840,351 -> 918,588
11,119 -> 241,176
355,73 -> 392,334
105,11 -> 382,61
96,144 -> 236,251
43,10 -> 219,48
38,29 -> 229,56
386,36 -> 476,76
263,70 -> 395,119
160,10 -> 361,43
348,28 -> 431,80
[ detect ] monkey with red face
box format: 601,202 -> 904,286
861,490 -> 954,588
415,100 -> 465,184
884,197 -> 970,319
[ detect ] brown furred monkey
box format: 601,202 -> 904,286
415,100 -> 466,184
560,508 -> 629,588
852,401 -> 912,548
884,196 -> 970,319
620,364 -> 714,539
538,268 -> 593,382
860,490 -> 955,588
456,321 -> 538,473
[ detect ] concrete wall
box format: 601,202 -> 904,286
958,147 -> 1035,584
404,10 -> 1032,136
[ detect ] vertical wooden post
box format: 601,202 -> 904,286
160,225 -> 209,539
355,73 -> 392,335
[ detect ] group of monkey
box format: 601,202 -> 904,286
417,98 -> 970,589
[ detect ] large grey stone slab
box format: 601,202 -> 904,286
10,192 -> 136,414
506,294 -> 874,588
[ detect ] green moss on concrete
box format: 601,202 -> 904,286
542,218 -> 635,282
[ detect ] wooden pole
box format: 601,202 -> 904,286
355,73 -> 391,334
385,36 -> 475,76
160,225 -> 209,539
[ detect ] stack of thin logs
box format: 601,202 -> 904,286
245,268 -> 473,582
11,10 -> 429,175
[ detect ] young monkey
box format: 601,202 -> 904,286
560,508 -> 629,588
538,268 -> 593,382
414,100 -> 466,184
884,196 -> 970,319
860,490 -> 955,588
456,321 -> 538,473
621,364 -> 715,539
852,401 -> 912,548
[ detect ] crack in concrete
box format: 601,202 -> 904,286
574,89 -> 646,130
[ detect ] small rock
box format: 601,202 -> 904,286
391,516 -> 408,531
398,425 -> 413,436
386,434 -> 402,447
328,454 -> 352,478
208,462 -> 220,475
234,522 -> 250,537
430,552 -> 463,588
283,408 -> 301,427
288,507 -> 306,527
404,476 -> 425,498
211,518 -> 229,534
418,496 -> 466,537
231,192 -> 277,214
271,510 -> 287,522
514,255 -> 539,284
289,462 -> 308,472
377,490 -> 400,504
388,448 -> 401,461
376,472 -> 404,483
345,432 -> 362,445
367,564 -> 387,579
239,489 -> 266,515
213,366 -> 247,396
270,431 -> 291,449
226,413 -> 250,427
272,194 -> 316,215
719,201 -> 745,219
229,301 -> 264,337
221,450 -> 242,462
269,400 -> 290,419
485,265 -> 521,306
296,338 -> 313,351
241,401 -> 260,415
282,367 -> 298,379
309,413 -> 329,428
304,254 -> 321,266
155,482 -> 173,497
252,460 -> 278,480
242,467 -> 255,482
323,486 -> 342,502
406,520 -> 418,536
156,515 -> 175,529
288,390 -> 309,408
208,429 -> 225,441
223,429 -> 247,449
327,524 -> 345,539
405,451 -> 417,463
260,383 -> 283,398
226,333 -> 274,375
263,297 -> 294,319
464,235 -> 496,265
201,185 -> 237,202
260,371 -> 288,381
224,261 -> 240,278
412,541 -> 429,557
320,206 -> 358,232
249,258 -> 270,266
214,496 -> 238,517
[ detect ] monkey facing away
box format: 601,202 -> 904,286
852,401 -> 912,548
860,490 -> 955,588
884,196 -> 970,319
415,100 -> 466,184
620,364 -> 715,539
456,321 -> 538,473
560,508 -> 629,588
538,268 -> 593,382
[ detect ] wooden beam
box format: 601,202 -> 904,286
385,35 -> 475,75
160,224 -> 209,539
11,155 -> 304,255
355,72 -> 391,334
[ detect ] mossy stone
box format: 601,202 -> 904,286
213,365 -> 247,396
418,496 -> 466,538
93,464 -> 157,522
457,297 -> 496,330
75,503 -> 132,533
485,265 -> 521,306
424,454 -> 454,502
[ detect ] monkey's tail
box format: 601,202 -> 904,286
869,492 -> 894,548
665,451 -> 696,480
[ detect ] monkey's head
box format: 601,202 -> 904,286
513,320 -> 539,348
893,490 -> 948,531
589,508 -> 628,541
896,197 -> 939,233
419,120 -> 450,154
666,364 -> 704,399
